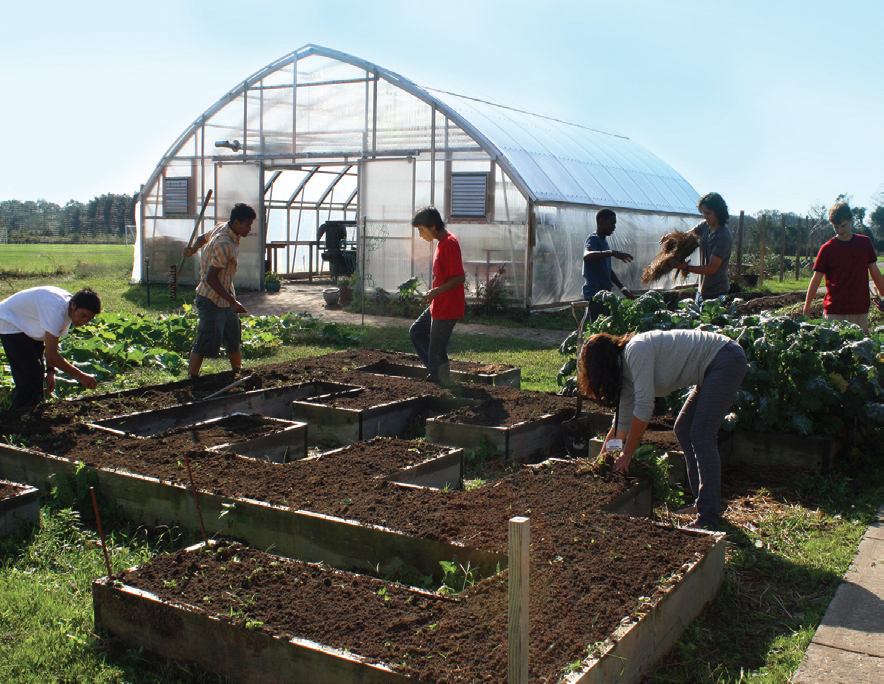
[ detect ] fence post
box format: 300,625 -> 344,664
736,210 -> 744,279
759,215 -> 766,287
779,215 -> 786,282
509,516 -> 530,684
795,218 -> 802,281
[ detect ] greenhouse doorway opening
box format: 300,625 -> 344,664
263,162 -> 360,282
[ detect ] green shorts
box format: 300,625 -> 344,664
192,295 -> 241,357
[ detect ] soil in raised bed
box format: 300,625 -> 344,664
10,427 -> 636,554
117,519 -> 715,684
0,349 -> 517,433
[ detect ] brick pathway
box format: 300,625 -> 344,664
238,281 -> 570,347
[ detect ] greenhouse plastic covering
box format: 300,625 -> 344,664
135,44 -> 702,307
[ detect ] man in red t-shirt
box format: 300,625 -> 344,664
803,201 -> 884,333
409,207 -> 465,386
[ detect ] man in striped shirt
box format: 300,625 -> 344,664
183,202 -> 256,379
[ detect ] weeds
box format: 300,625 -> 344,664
437,559 -> 479,595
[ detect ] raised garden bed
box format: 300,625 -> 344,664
0,480 -> 40,536
0,350 -> 732,681
719,430 -> 838,470
291,393 -> 426,446
90,381 -> 359,437
357,357 -> 521,387
94,522 -> 723,683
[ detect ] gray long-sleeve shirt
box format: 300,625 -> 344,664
616,329 -> 730,424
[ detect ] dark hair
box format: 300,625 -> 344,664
829,201 -> 852,225
71,287 -> 101,314
230,203 -> 257,223
698,192 -> 729,226
596,209 -> 616,223
576,332 -> 634,407
412,207 -> 445,231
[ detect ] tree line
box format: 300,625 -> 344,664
0,194 -> 136,244
745,193 -> 884,256
1,191 -> 883,252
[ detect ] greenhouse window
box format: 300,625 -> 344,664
164,177 -> 191,215
450,173 -> 488,219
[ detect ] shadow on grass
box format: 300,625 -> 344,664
646,524 -> 845,682
120,282 -> 196,314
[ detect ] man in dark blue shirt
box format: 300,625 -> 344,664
583,209 -> 635,320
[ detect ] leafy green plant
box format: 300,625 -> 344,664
557,292 -> 884,441
437,559 -> 478,595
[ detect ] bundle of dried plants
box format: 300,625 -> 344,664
641,230 -> 700,285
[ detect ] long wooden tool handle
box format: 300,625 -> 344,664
203,374 -> 254,401
178,189 -> 213,272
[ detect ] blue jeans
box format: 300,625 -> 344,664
409,308 -> 457,380
1,333 -> 46,410
674,341 -> 747,528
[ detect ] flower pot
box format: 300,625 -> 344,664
322,287 -> 341,306
265,280 -> 281,293
339,287 -> 353,306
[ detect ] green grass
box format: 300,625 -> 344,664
0,509 -> 220,683
649,474 -> 879,683
0,244 -> 133,275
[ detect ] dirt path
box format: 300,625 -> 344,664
238,282 -> 571,347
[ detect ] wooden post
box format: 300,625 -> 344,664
736,211 -> 744,278
508,516 -> 530,684
795,218 -> 802,281
779,215 -> 786,282
759,215 -> 766,287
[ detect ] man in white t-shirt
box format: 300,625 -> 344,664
0,286 -> 101,410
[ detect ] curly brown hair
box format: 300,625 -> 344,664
577,332 -> 634,407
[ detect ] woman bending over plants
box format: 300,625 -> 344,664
577,329 -> 746,530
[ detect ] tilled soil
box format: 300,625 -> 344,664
118,519 -> 714,683
734,292 -> 810,315
2,349 -> 713,682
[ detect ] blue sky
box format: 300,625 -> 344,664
2,0 -> 882,216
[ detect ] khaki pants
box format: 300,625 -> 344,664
824,312 -> 869,333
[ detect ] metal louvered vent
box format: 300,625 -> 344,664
451,173 -> 487,218
164,177 -> 190,215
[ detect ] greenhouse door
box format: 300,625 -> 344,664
358,158 -> 421,292
215,162 -> 264,291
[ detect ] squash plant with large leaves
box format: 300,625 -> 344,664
0,308 -> 359,405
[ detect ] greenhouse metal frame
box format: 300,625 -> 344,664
135,44 -> 701,308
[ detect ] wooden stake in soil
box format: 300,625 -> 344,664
182,452 -> 208,544
89,487 -> 113,577
508,516 -> 529,684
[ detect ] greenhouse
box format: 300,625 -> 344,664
134,44 -> 701,308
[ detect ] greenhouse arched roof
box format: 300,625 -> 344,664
148,44 -> 699,216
